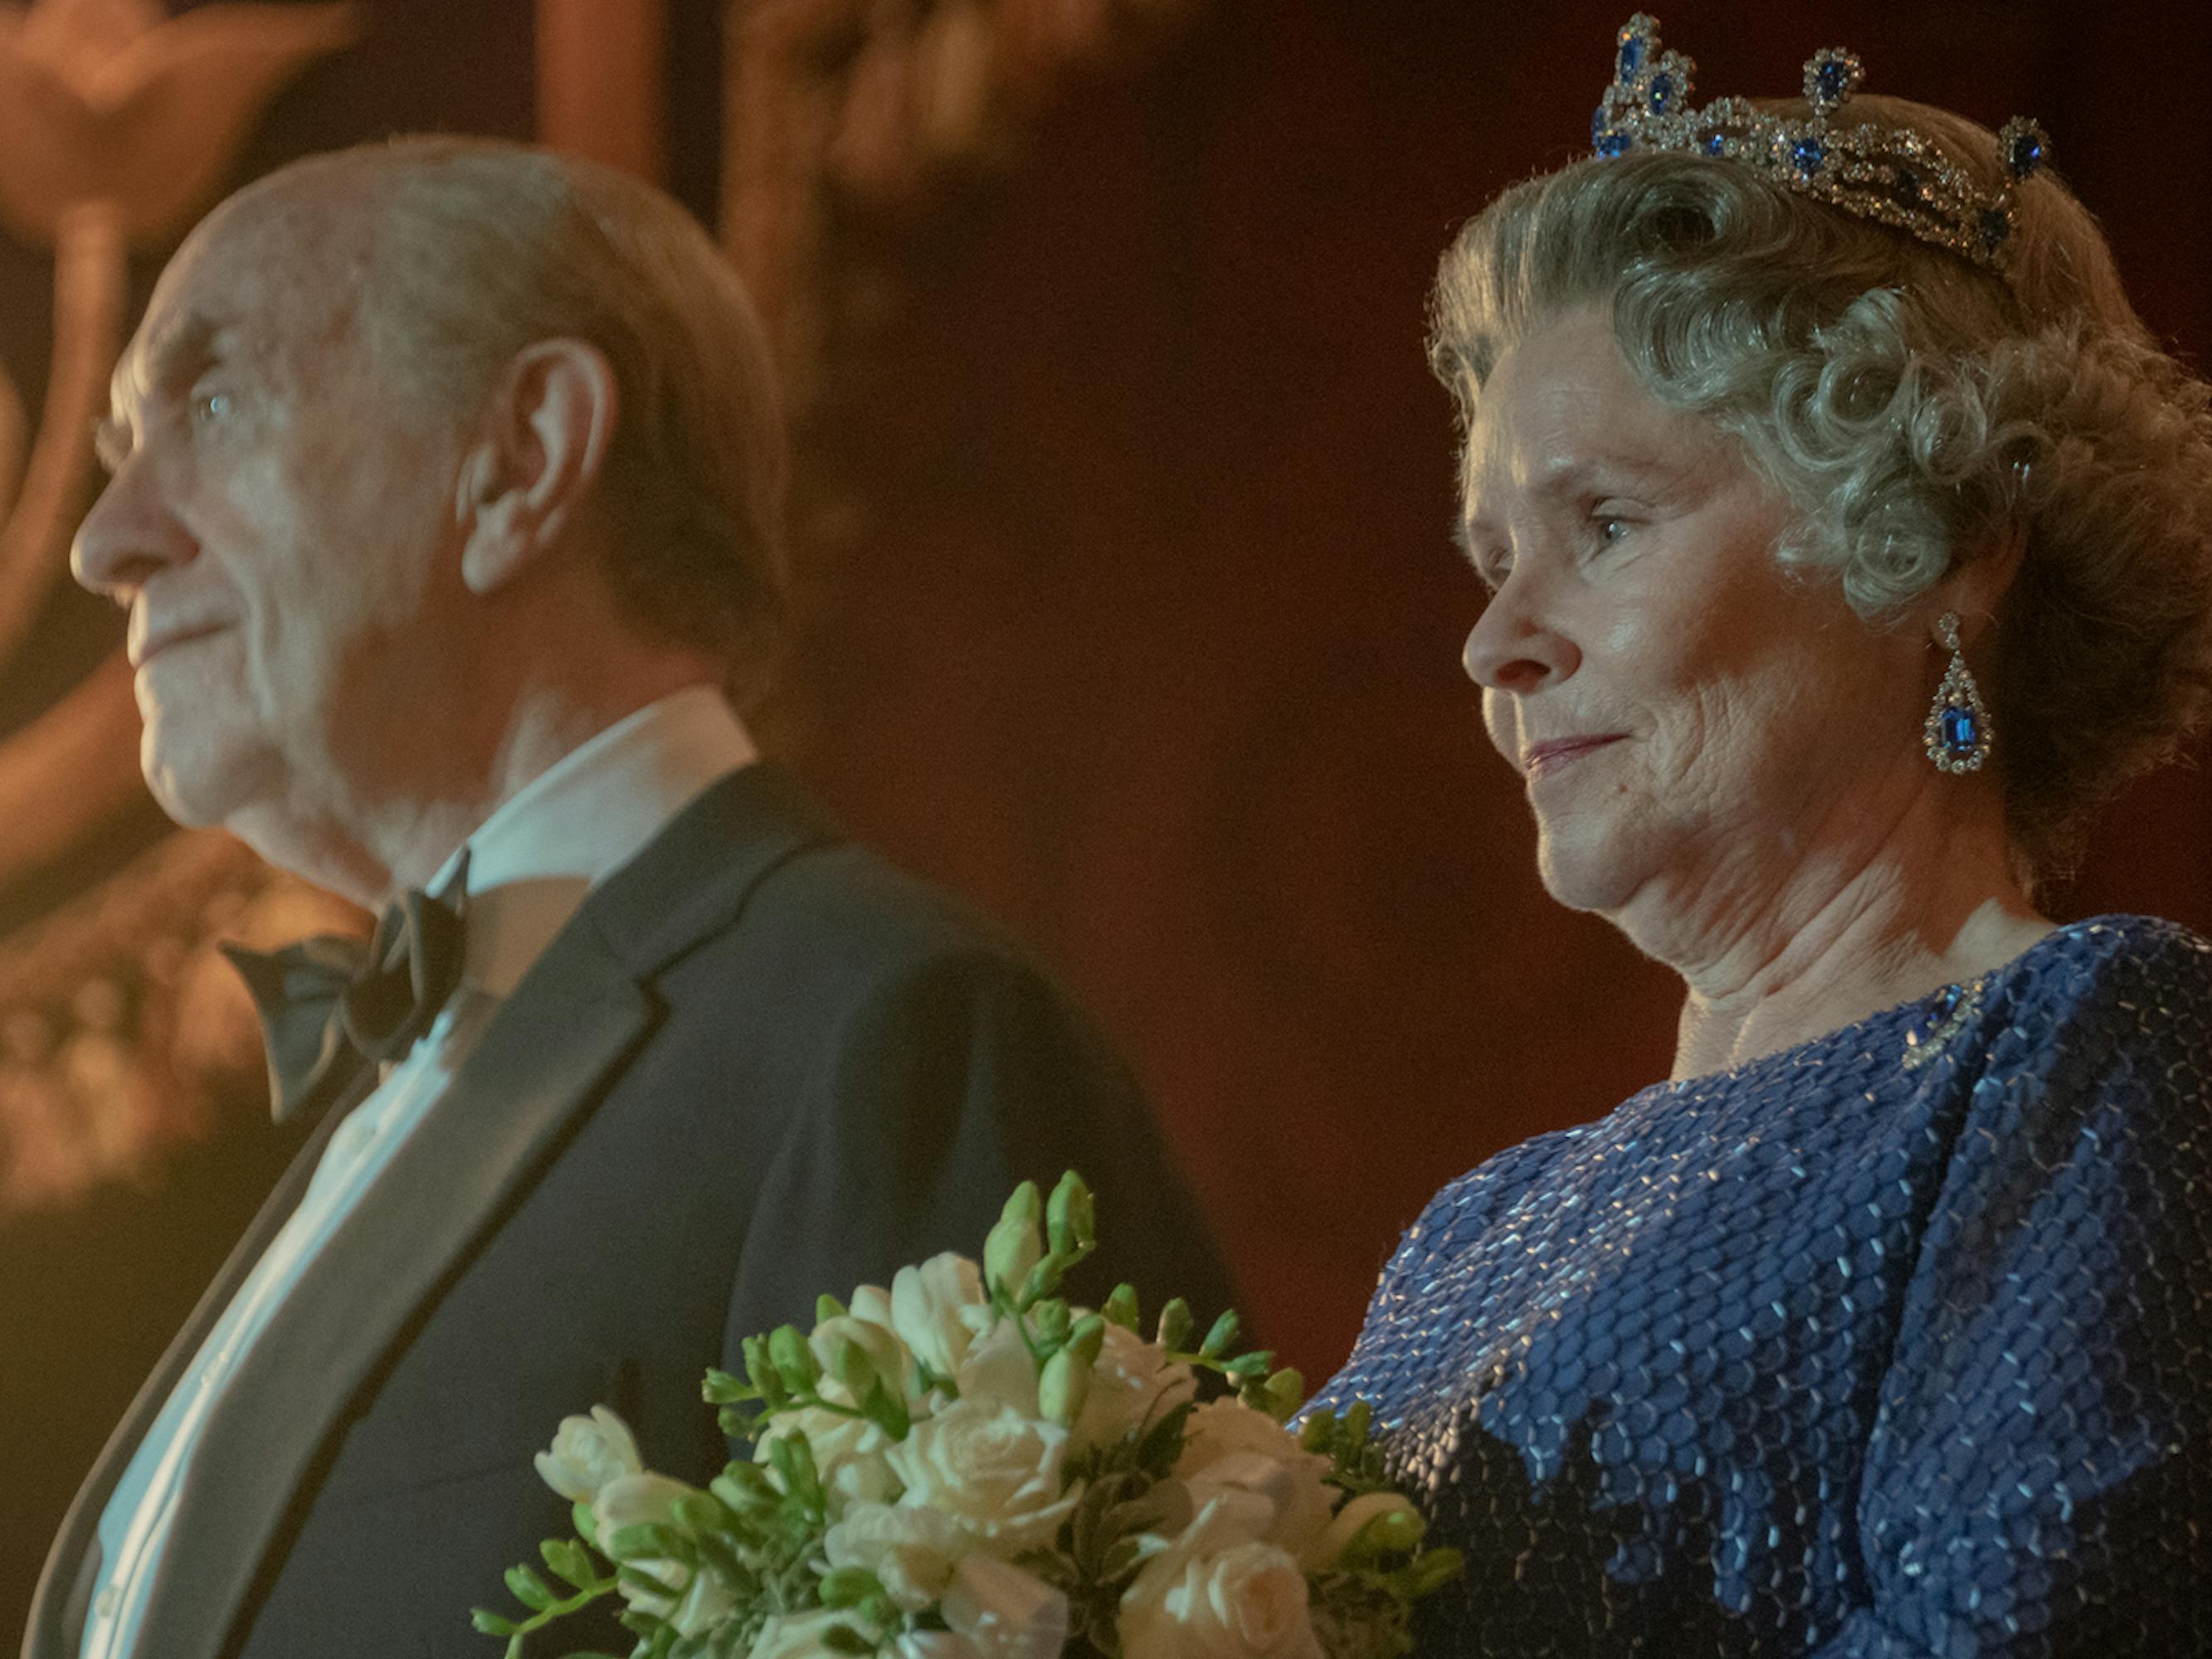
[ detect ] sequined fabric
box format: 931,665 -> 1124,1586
1313,917 -> 2212,1656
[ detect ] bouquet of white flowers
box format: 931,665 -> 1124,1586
475,1172 -> 1459,1659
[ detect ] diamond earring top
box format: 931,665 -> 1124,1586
1591,14 -> 2051,276
1925,612 -> 1994,773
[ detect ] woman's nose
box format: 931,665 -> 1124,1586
1462,574 -> 1579,693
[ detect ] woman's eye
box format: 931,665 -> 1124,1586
1596,516 -> 1630,545
190,389 -> 233,425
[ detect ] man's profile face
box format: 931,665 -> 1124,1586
73,183 -> 468,834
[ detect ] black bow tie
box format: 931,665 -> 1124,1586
222,873 -> 469,1125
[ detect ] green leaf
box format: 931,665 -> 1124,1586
1220,1349 -> 1272,1377
470,1608 -> 519,1637
818,1566 -> 880,1608
1198,1309 -> 1240,1360
1155,1298 -> 1192,1353
1135,1399 -> 1194,1477
503,1564 -> 557,1612
1262,1367 -> 1307,1422
1102,1283 -> 1140,1331
1401,1545 -> 1465,1599
1298,1409 -> 1336,1453
816,1292 -> 849,1324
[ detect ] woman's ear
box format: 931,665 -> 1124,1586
1934,519 -> 2027,645
456,338 -> 619,596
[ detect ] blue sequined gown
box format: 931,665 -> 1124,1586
1313,916 -> 2212,1657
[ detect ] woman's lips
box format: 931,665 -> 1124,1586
1522,734 -> 1625,777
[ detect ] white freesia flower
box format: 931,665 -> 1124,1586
811,1311 -> 912,1396
1120,1497 -> 1324,1659
824,1500 -> 967,1609
1075,1322 -> 1196,1452
1312,1490 -> 1422,1570
748,1607 -> 876,1659
754,1405 -> 902,1504
1175,1402 -> 1335,1558
891,1253 -> 989,1379
941,1553 -> 1069,1659
884,1395 -> 1078,1550
592,1472 -> 734,1634
531,1405 -> 641,1505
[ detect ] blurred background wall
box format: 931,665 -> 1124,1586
2,0 -> 2205,1632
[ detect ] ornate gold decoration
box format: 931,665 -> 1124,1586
0,0 -> 358,1214
722,0 -> 1203,411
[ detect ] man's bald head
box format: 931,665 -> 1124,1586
224,139 -> 794,703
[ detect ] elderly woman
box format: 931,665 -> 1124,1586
1311,17 -> 2212,1657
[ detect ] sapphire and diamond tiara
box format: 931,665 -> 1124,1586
1591,14 -> 2050,276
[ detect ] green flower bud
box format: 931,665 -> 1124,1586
768,1323 -> 821,1394
1103,1283 -> 1141,1331
1046,1170 -> 1095,1257
1038,1344 -> 1094,1427
985,1182 -> 1045,1300
1157,1297 -> 1193,1352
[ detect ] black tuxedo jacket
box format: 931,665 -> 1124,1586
23,765 -> 1239,1659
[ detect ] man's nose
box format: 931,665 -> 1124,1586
71,457 -> 193,599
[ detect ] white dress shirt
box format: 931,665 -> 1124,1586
79,686 -> 755,1659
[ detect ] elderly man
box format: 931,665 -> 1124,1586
25,139 -> 1235,1659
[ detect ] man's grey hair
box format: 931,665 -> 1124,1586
1432,95 -> 2212,880
314,137 -> 791,707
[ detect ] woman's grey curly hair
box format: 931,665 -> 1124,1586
1432,94 -> 2212,880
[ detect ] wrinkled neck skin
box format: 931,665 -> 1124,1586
227,650 -> 719,913
1625,772 -> 2052,1082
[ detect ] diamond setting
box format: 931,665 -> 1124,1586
1591,15 -> 2054,279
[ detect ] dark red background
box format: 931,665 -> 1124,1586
5,0 -> 2208,1635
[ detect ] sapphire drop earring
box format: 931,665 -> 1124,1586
1924,611 -> 1993,772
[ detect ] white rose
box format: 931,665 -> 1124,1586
892,1253 -> 989,1379
953,1316 -> 1041,1416
884,1396 -> 1078,1551
1174,1402 -> 1334,1559
532,1405 -> 641,1505
592,1473 -> 733,1634
941,1553 -> 1070,1659
1120,1501 -> 1323,1659
1074,1323 -> 1196,1452
755,1406 -> 901,1505
748,1608 -> 877,1659
825,1500 -> 967,1610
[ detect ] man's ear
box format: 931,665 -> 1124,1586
456,338 -> 619,596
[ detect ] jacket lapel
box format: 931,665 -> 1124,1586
118,764 -> 841,1659
19,1074 -> 370,1659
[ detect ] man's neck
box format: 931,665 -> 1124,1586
1615,789 -> 2049,1082
233,671 -> 724,908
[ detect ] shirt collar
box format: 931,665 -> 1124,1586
432,686 -> 757,996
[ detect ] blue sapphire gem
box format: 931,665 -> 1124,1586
2010,131 -> 2045,178
1815,60 -> 1851,104
1941,704 -> 1980,757
1596,129 -> 1633,158
1704,130 -> 1727,156
1618,34 -> 1644,78
1981,207 -> 2011,248
1648,71 -> 1674,114
1592,104 -> 1609,145
1791,135 -> 1825,175
1930,984 -> 1962,1021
